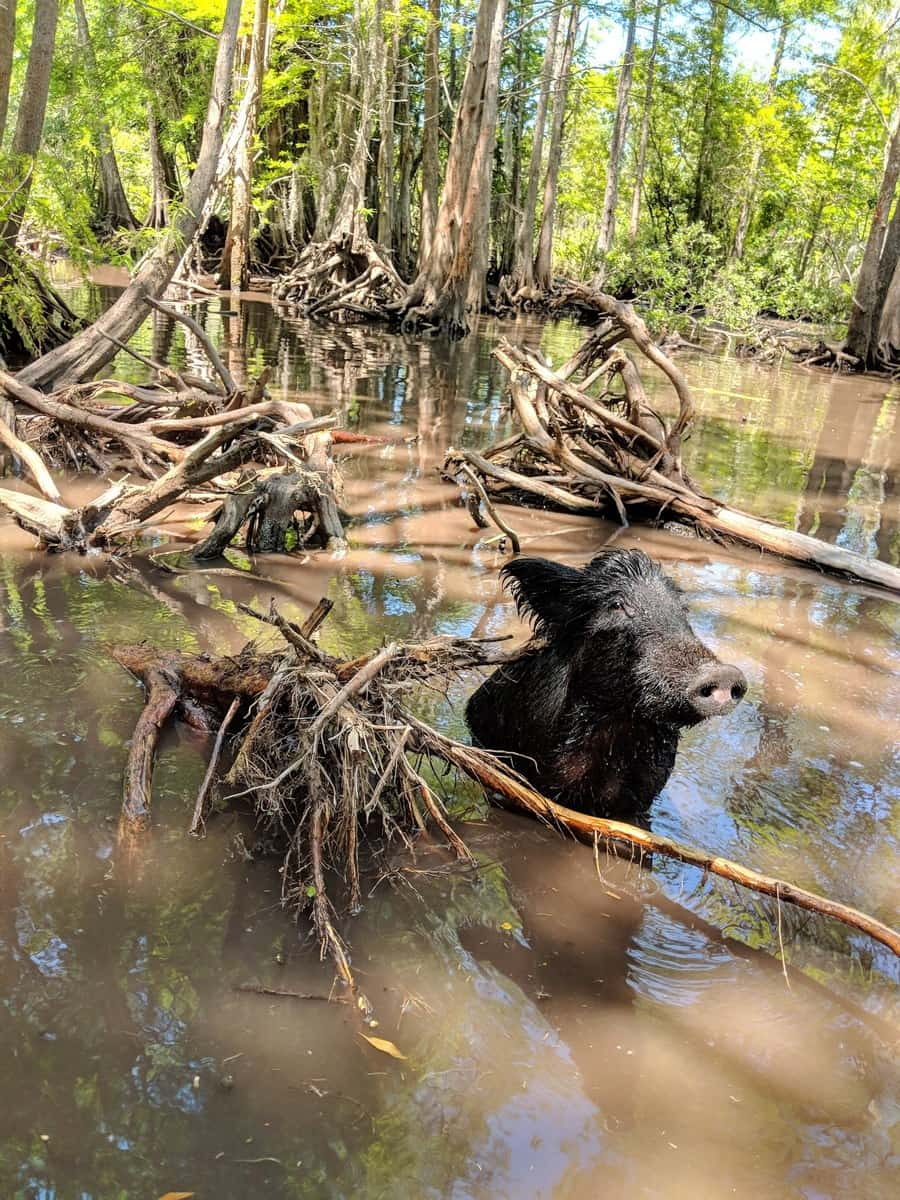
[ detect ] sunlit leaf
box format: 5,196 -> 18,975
360,1034 -> 406,1060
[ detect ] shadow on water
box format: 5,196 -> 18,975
0,286 -> 897,1198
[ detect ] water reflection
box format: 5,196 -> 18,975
0,288 -> 897,1198
67,282 -> 900,568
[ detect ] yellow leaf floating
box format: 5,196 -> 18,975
360,1034 -> 407,1060
159,1193 -> 195,1200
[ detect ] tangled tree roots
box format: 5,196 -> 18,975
272,234 -> 407,323
443,289 -> 900,593
0,295 -> 347,555
113,599 -> 899,997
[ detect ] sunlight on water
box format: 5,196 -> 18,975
0,288 -> 897,1199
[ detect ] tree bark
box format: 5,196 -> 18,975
146,102 -> 181,229
844,103 -> 900,367
73,0 -> 137,233
18,0 -> 243,389
689,0 -> 727,227
376,0 -> 399,251
330,0 -> 383,248
730,21 -> 787,261
595,0 -> 637,264
399,0 -> 507,335
533,3 -> 578,292
0,0 -> 15,144
465,0 -> 509,312
627,0 -> 661,241
222,0 -> 269,291
395,34 -> 413,275
0,0 -> 59,247
418,0 -> 441,268
509,3 -> 560,295
497,20 -> 527,280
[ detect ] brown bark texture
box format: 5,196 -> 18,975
17,0 -> 243,389
1,0 -> 59,247
445,286 -> 900,592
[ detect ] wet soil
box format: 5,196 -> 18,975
0,286 -> 897,1199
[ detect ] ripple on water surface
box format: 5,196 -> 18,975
0,289 -> 897,1199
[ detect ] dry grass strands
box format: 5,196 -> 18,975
444,291 -> 900,593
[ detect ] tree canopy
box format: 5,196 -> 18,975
1,0 -> 899,358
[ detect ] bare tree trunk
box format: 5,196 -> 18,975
0,0 -> 59,247
146,102 -> 181,229
73,0 -> 137,232
395,35 -> 413,275
595,0 -> 637,265
509,2 -> 560,295
689,0 -> 727,226
497,23 -> 526,279
628,0 -> 661,241
533,3 -> 578,292
875,210 -> 900,362
730,21 -> 787,260
418,0 -> 441,267
330,0 -> 383,248
0,0 -> 15,145
222,0 -> 269,291
18,0 -> 243,389
845,103 -> 900,367
400,0 -> 507,335
465,0 -> 509,312
376,0 -> 399,250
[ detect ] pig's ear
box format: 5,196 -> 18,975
501,558 -> 584,638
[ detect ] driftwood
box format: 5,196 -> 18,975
445,291 -> 900,593
0,308 -> 347,556
112,600 -> 899,995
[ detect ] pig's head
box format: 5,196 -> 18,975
502,549 -> 747,728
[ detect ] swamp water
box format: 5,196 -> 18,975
0,290 -> 898,1199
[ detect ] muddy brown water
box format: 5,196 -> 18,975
0,286 -> 898,1199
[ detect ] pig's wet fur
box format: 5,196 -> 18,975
466,549 -> 747,821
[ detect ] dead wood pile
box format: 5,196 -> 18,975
0,298 -> 347,555
113,600 -> 899,1002
271,234 -> 407,323
443,290 -> 900,593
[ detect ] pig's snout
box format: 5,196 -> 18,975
687,662 -> 747,720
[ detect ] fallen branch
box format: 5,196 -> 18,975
121,662 -> 181,829
190,696 -> 241,835
408,719 -> 900,958
446,292 -> 900,592
111,604 -> 899,996
0,415 -> 61,502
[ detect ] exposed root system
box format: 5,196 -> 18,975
0,300 -> 347,556
113,600 -> 899,999
272,234 -> 407,323
444,289 -> 900,592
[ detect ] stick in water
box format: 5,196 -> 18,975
190,696 -> 241,835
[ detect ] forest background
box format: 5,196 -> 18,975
1,0 -> 899,367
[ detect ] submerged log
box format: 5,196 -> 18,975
447,292 -> 900,593
112,603 -> 899,992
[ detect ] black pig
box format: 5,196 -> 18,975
466,549 -> 747,820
